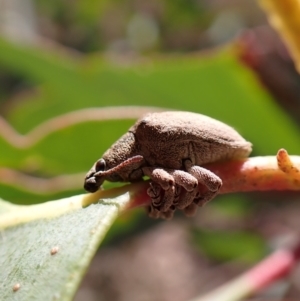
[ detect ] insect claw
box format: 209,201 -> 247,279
173,185 -> 182,206
176,188 -> 198,210
147,204 -> 161,219
183,203 -> 198,217
147,182 -> 162,199
160,208 -> 175,220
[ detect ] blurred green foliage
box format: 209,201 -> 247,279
0,2 -> 299,299
0,34 -> 299,265
192,228 -> 266,263
0,38 -> 299,184
34,0 -> 211,52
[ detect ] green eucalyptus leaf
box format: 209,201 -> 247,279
0,190 -> 132,301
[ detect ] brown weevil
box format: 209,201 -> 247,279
84,111 -> 252,219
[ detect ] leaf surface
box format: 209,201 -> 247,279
0,190 -> 132,301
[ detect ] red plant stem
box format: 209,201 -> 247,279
246,243 -> 300,291
210,149 -> 300,194
127,149 -> 300,209
194,241 -> 300,301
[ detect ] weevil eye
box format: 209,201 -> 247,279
95,159 -> 106,172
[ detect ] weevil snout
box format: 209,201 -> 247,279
84,158 -> 106,192
84,171 -> 106,192
84,176 -> 99,192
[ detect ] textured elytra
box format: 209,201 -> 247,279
84,111 -> 252,219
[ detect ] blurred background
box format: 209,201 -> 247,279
1,0 -> 300,300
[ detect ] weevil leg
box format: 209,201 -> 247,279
183,202 -> 198,217
169,170 -> 199,210
147,182 -> 162,206
144,166 -> 201,213
147,203 -> 161,219
169,170 -> 198,192
160,208 -> 175,220
175,188 -> 199,210
160,184 -> 176,212
184,159 -> 222,206
147,203 -> 175,220
143,167 -> 175,189
143,167 -> 176,212
173,185 -> 182,206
